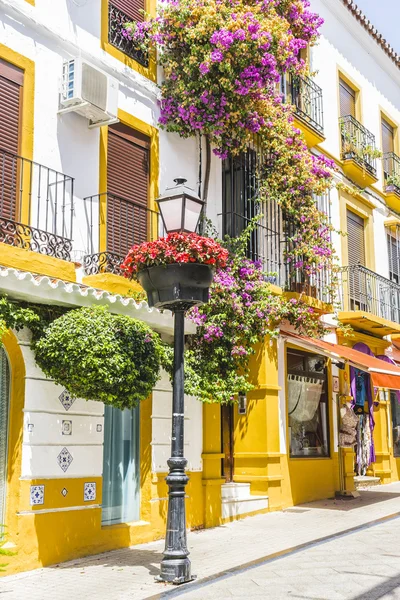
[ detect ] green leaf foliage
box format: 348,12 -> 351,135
33,306 -> 164,409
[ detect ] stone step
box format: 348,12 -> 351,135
221,494 -> 269,519
354,475 -> 381,490
221,482 -> 251,500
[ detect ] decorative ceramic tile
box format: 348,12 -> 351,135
57,447 -> 73,472
61,488 -> 68,497
59,390 -> 75,411
84,482 -> 96,502
30,485 -> 45,506
62,420 -> 72,436
27,423 -> 34,432
96,424 -> 102,433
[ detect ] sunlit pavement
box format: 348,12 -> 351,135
2,482 -> 400,600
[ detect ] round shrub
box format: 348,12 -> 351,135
34,306 -> 163,409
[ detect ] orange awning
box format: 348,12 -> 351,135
282,330 -> 400,390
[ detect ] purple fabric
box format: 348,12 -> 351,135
353,342 -> 375,356
352,343 -> 375,465
350,366 -> 357,409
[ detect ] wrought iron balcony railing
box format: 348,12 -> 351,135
221,209 -> 285,286
108,3 -> 149,67
339,264 -> 400,325
284,195 -> 332,305
383,152 -> 400,194
281,74 -> 324,135
83,192 -> 159,276
339,115 -> 378,177
0,148 -> 74,261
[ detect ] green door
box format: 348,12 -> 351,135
101,405 -> 140,525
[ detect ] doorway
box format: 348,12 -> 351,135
221,404 -> 234,482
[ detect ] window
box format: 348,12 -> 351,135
108,0 -> 148,66
0,347 -> 10,528
287,348 -> 330,458
102,405 -> 140,525
382,118 -> 395,155
387,228 -> 400,284
391,392 -> 400,458
106,123 -> 150,257
339,78 -> 356,118
222,146 -> 284,283
347,210 -> 365,267
0,58 -> 23,222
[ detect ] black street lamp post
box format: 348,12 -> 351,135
138,179 -> 209,584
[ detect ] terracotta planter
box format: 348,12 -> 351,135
137,263 -> 215,309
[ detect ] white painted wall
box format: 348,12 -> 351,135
0,0 -> 222,259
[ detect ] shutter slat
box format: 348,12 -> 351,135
347,210 -> 365,266
110,0 -> 145,22
382,118 -> 394,155
0,71 -> 22,221
339,79 -> 356,118
107,124 -> 150,255
387,232 -> 400,283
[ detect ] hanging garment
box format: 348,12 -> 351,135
356,414 -> 372,476
339,404 -> 358,447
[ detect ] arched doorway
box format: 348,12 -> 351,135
0,347 -> 10,527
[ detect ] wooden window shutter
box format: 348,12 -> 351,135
0,59 -> 23,221
106,123 -> 150,255
387,231 -> 400,283
339,78 -> 356,118
110,0 -> 145,22
382,118 -> 394,154
347,210 -> 365,266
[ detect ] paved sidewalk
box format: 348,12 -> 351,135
173,516 -> 400,600
2,483 -> 400,600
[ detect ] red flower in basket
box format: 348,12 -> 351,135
121,232 -> 229,279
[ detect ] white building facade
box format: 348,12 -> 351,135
1,0 -> 400,575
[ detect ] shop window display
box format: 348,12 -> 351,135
287,348 -> 330,458
391,391 -> 400,458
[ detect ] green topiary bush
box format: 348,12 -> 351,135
33,306 -> 163,409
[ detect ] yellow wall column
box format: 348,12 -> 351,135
202,403 -> 224,528
371,394 -> 392,483
233,340 -> 283,511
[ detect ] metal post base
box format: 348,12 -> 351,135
335,490 -> 360,500
155,559 -> 196,585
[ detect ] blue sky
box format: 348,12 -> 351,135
352,0 -> 400,54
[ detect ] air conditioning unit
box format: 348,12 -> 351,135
59,58 -> 119,128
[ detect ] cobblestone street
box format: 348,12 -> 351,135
2,483 -> 400,600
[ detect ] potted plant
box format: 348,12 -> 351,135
121,232 -> 229,309
385,172 -> 400,194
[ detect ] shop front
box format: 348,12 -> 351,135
282,331 -> 400,494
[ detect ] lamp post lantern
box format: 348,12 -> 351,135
145,179 -> 206,584
156,177 -> 205,235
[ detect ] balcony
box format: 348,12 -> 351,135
221,206 -> 285,289
339,264 -> 400,336
284,195 -> 333,311
0,148 -> 74,262
383,152 -> 400,211
339,116 -> 378,187
83,192 -> 159,292
108,2 -> 149,67
281,74 -> 324,147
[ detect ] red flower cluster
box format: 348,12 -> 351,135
122,232 -> 229,279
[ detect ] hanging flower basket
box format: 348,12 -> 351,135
122,232 -> 229,309
137,263 -> 214,308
